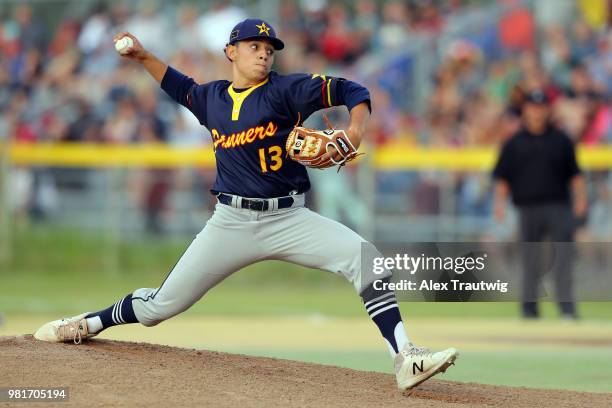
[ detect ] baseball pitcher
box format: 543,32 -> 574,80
34,18 -> 458,390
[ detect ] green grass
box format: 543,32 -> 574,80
2,267 -> 612,318
2,224 -> 612,319
235,349 -> 612,393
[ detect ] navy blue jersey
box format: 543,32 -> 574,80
161,67 -> 371,198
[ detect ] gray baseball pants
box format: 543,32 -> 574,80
131,195 -> 370,326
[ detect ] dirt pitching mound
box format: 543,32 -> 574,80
1,336 -> 610,408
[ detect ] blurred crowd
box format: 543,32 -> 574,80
1,0 -> 608,147
0,0 -> 610,238
421,7 -> 611,148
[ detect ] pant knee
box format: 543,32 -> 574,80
327,237 -> 366,290
354,241 -> 392,294
339,242 -> 394,295
131,287 -> 183,327
136,304 -> 179,327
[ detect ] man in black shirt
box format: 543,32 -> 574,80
492,90 -> 587,319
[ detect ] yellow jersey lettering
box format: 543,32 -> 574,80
236,131 -> 247,146
268,146 -> 283,171
245,128 -> 256,143
210,122 -> 279,151
265,122 -> 277,136
255,126 -> 266,140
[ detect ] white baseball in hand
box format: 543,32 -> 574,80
115,37 -> 134,55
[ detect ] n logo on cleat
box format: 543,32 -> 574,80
413,360 -> 424,375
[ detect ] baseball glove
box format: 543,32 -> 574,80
286,115 -> 364,170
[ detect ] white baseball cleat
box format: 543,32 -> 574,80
395,343 -> 459,390
33,313 -> 95,344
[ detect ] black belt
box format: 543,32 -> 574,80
217,193 -> 294,211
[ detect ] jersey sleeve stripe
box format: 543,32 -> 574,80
321,79 -> 328,108
326,79 -> 332,107
329,78 -> 339,107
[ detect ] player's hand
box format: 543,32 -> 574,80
310,147 -> 343,169
311,126 -> 365,169
113,32 -> 148,62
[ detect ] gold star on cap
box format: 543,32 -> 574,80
256,22 -> 271,36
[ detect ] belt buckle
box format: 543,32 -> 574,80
247,198 -> 265,211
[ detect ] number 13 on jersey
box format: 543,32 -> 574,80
258,145 -> 283,172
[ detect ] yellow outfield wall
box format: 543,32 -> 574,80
2,142 -> 612,170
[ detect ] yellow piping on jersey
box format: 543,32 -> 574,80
227,77 -> 269,121
326,78 -> 332,107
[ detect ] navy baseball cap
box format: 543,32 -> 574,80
524,89 -> 550,104
227,18 -> 284,50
